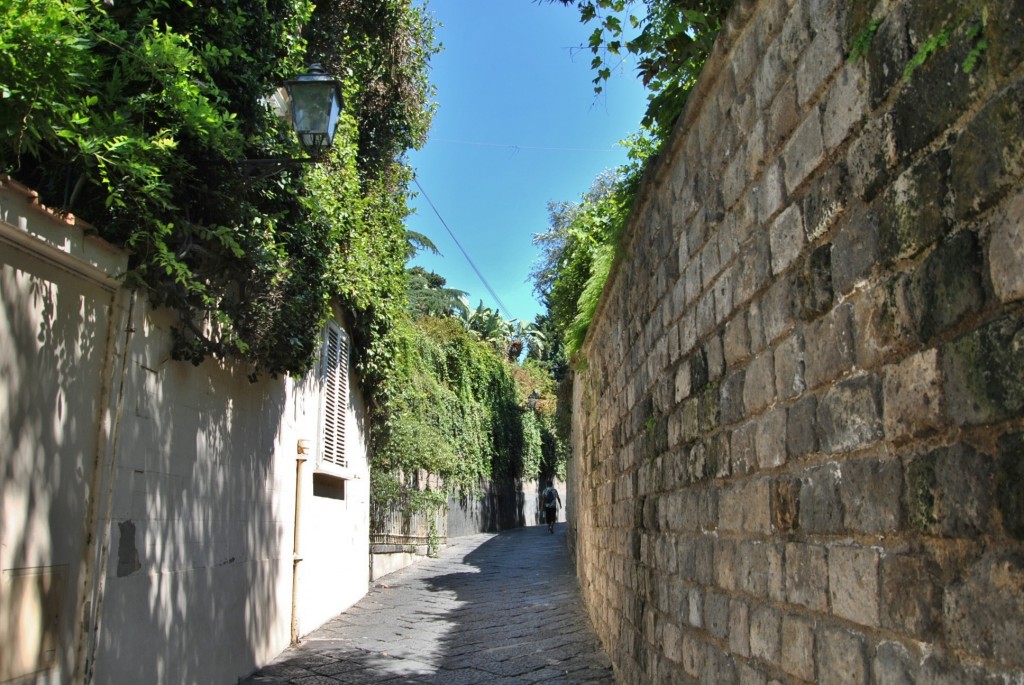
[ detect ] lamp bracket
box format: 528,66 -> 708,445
240,157 -> 316,181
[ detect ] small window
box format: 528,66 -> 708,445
312,473 -> 345,500
319,321 -> 349,470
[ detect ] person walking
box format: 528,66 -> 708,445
541,480 -> 562,534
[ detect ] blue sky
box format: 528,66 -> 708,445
405,0 -> 648,326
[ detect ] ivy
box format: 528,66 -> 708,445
369,315 -> 562,515
0,0 -> 436,385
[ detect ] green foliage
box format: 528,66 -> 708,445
0,0 -> 436,385
531,132 -> 654,361
848,17 -> 882,63
962,17 -> 988,74
903,27 -> 951,80
370,316 -> 562,511
554,0 -> 733,143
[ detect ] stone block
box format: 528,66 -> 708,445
847,112 -> 897,202
723,148 -> 750,209
704,590 -> 730,640
662,619 -> 684,664
783,110 -> 826,193
771,476 -> 801,534
774,332 -> 805,401
944,552 -> 1024,667
675,360 -> 693,404
724,314 -> 751,367
761,274 -> 796,345
730,421 -> 757,476
720,369 -> 746,425
877,148 -> 953,264
943,314 -> 1024,425
796,16 -> 843,108
866,7 -> 910,107
749,605 -> 782,665
695,536 -> 715,586
906,443 -> 995,537
891,23 -> 982,163
998,432 -> 1024,540
781,614 -> 815,681
839,457 -> 903,534
787,395 -> 819,458
755,406 -> 787,470
799,463 -> 844,534
988,0 -> 1024,79
883,348 -> 944,442
729,599 -> 751,657
987,187 -> 1024,303
828,545 -> 880,626
816,374 -> 883,453
753,37 -> 789,111
712,536 -> 737,589
688,587 -> 704,628
700,239 -> 722,290
704,331 -> 729,384
823,63 -> 868,151
831,204 -> 879,296
738,662 -> 768,685
720,479 -> 772,534
796,244 -> 834,322
786,542 -> 829,611
804,302 -> 854,389
907,230 -> 986,344
766,81 -> 801,155
879,553 -> 942,639
735,232 -> 772,306
757,160 -> 787,226
852,275 -> 917,369
802,163 -> 849,243
872,641 -> 917,685
742,351 -> 776,415
816,626 -> 867,685
769,204 -> 804,277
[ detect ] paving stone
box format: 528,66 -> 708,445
240,526 -> 613,685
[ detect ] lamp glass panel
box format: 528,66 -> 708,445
288,82 -> 341,156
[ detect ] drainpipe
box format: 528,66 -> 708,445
291,439 -> 311,643
77,289 -> 137,685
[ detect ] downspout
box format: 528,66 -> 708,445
291,440 -> 311,644
76,289 -> 137,685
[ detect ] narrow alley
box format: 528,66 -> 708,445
240,525 -> 615,685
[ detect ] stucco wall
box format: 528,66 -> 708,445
0,178 -> 371,685
571,0 -> 1024,682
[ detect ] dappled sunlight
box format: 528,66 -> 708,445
1,245 -> 111,682
93,305 -> 288,683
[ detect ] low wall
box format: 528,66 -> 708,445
571,0 -> 1024,682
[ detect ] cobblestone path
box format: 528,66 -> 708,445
240,524 -> 615,684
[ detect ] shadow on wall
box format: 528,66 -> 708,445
93,305 -> 289,684
1,236 -> 290,685
1,253 -> 109,682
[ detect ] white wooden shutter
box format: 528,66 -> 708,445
319,321 -> 349,470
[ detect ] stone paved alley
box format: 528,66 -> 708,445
240,524 -> 615,684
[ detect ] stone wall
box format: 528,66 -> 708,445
570,0 -> 1024,682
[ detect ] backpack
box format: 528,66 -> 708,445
544,487 -> 557,508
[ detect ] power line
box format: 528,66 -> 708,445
411,175 -> 514,320
431,137 -> 615,153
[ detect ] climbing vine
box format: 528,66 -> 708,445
0,0 -> 436,386
370,315 -> 559,513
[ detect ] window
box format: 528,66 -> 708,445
318,321 -> 349,471
312,473 -> 345,500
